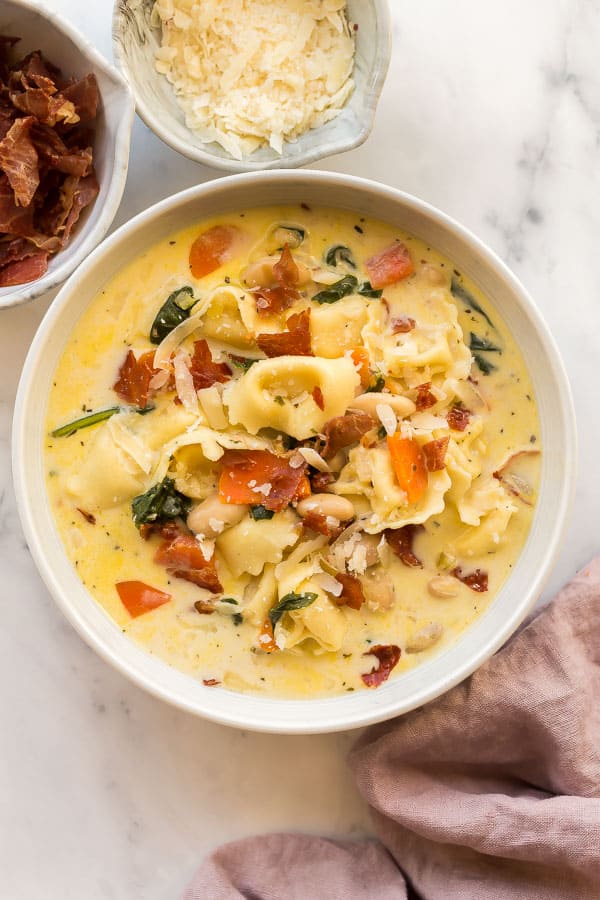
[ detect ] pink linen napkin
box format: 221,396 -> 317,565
182,558 -> 600,899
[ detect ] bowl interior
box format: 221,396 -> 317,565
13,172 -> 576,733
113,0 -> 391,171
0,0 -> 134,309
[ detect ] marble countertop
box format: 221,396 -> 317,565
1,1 -> 598,897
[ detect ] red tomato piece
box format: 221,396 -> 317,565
116,580 -> 171,618
386,434 -> 428,504
189,224 -> 238,279
366,241 -> 414,289
113,350 -> 158,408
218,449 -> 307,511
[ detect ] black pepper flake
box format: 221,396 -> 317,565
169,240 -> 176,245
300,202 -> 311,211
354,224 -> 364,234
530,434 -> 537,443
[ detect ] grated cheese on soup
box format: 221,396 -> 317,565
150,0 -> 355,159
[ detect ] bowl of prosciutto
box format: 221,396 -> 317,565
13,170 -> 575,733
0,0 -> 134,308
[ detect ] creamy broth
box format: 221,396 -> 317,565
45,206 -> 540,698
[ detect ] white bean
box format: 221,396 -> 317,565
406,622 -> 444,653
427,576 -> 460,599
350,392 -> 416,418
296,493 -> 355,521
187,494 -> 249,537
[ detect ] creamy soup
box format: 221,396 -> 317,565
45,206 -> 540,698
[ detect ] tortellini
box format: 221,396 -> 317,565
216,510 -> 300,577
68,424 -> 148,509
223,355 -> 360,439
309,295 -> 369,358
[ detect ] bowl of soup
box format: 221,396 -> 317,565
12,171 -> 575,733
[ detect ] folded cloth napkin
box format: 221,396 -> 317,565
182,558 -> 600,899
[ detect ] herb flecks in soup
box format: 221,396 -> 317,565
45,207 -> 541,698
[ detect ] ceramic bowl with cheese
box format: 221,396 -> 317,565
112,0 -> 391,172
12,171 -> 575,733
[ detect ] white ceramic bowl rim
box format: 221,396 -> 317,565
111,0 -> 392,172
12,170 -> 577,733
0,0 -> 135,309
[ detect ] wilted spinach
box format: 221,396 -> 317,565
150,286 -> 197,344
131,477 -> 191,528
312,274 -> 358,304
325,245 -> 356,269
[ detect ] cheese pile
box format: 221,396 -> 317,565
151,0 -> 355,160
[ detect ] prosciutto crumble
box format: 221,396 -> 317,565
0,37 -> 99,287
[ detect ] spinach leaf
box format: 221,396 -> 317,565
220,598 -> 238,605
131,477 -> 192,528
325,245 -> 356,269
228,354 -> 259,371
469,332 -> 502,353
51,407 -> 121,437
269,591 -> 318,629
473,353 -> 497,375
250,505 -> 275,520
450,276 -> 494,329
366,374 -> 386,393
150,286 -> 196,344
268,224 -> 305,251
312,274 -> 358,304
357,281 -> 383,299
232,612 -> 243,626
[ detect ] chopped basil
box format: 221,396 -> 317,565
312,274 -> 358,304
51,407 -> 120,437
228,354 -> 259,371
220,597 -> 238,604
131,477 -> 192,528
135,404 -> 156,415
269,591 -> 318,629
250,505 -> 275,520
357,281 -> 383,299
473,353 -> 497,375
451,276 -> 494,329
469,332 -> 501,353
366,374 -> 386,393
325,245 -> 356,269
150,286 -> 196,344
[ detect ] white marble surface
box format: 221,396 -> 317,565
1,1 -> 598,897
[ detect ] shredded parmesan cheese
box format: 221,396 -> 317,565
151,0 -> 355,159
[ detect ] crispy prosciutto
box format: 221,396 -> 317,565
301,510 -> 343,539
334,573 -> 365,610
451,566 -> 488,593
422,436 -> 450,472
312,385 -> 325,410
447,404 -> 471,432
322,410 -> 377,459
257,309 -> 313,357
218,449 -> 307,512
365,241 -> 414,289
155,532 -> 223,593
384,524 -> 423,568
189,339 -> 232,389
391,315 -> 416,334
252,245 -> 301,315
362,644 -> 401,688
113,350 -> 159,409
415,382 -> 437,411
0,40 -> 99,286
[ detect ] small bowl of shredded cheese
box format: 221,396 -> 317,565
112,0 -> 391,171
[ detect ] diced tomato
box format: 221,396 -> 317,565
256,309 -> 313,357
366,241 -> 414,289
189,224 -> 238,278
155,533 -> 222,593
113,350 -> 158,408
257,618 -> 278,653
218,449 -> 307,512
189,339 -> 232,389
386,434 -> 428,504
423,436 -> 450,471
116,580 -> 171,618
350,347 -> 371,388
334,573 -> 365,610
361,644 -> 401,688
